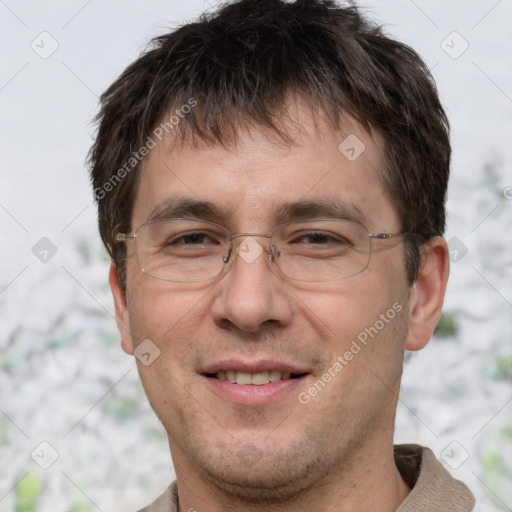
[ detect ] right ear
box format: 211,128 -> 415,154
109,261 -> 134,355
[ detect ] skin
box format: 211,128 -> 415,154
110,100 -> 449,512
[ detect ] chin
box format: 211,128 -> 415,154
201,457 -> 321,504
181,434 -> 338,505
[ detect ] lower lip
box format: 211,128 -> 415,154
202,375 -> 307,406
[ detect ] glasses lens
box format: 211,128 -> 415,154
134,219 -> 230,282
271,220 -> 371,281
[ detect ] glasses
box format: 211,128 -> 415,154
115,218 -> 405,283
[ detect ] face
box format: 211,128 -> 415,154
110,102 -> 442,502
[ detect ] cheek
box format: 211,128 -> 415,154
129,290 -> 189,341
125,282 -> 211,419
321,294 -> 408,400
292,268 -> 410,399
293,271 -> 405,342
126,273 -> 212,368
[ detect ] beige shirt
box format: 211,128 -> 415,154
138,444 -> 475,512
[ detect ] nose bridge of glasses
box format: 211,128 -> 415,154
230,232 -> 272,241
231,233 -> 272,251
221,232 -> 275,266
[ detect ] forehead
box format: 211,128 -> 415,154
131,102 -> 397,232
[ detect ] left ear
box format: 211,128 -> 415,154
405,236 -> 450,351
109,261 -> 135,355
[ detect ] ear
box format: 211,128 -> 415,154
109,261 -> 134,355
405,237 -> 450,352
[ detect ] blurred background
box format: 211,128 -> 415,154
1,0 -> 511,510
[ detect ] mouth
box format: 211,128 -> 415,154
205,370 -> 308,385
200,361 -> 310,406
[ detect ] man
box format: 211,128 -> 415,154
89,0 -> 475,510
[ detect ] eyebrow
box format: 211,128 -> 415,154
272,199 -> 368,226
146,197 -> 230,224
145,196 -> 368,227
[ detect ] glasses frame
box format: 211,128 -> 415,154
115,217 -> 407,283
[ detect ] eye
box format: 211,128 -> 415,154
291,231 -> 351,246
169,232 -> 218,245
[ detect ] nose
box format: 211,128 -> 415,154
210,236 -> 294,335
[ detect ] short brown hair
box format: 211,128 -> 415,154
88,0 -> 450,286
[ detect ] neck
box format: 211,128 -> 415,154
172,434 -> 411,512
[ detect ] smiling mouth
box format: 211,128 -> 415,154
205,371 -> 308,385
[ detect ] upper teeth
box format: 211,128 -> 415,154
216,370 -> 292,385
